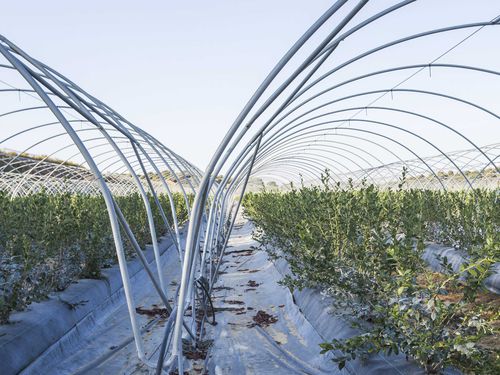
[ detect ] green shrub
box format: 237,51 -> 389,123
243,174 -> 499,374
0,190 -> 190,323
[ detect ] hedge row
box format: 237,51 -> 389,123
243,178 -> 499,374
0,191 -> 190,323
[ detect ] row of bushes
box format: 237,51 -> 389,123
0,190 -> 190,323
243,175 -> 499,374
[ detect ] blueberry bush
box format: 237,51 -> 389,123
0,190 -> 189,323
243,173 -> 499,374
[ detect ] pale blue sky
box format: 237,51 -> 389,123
1,1 -> 334,168
1,1 -> 499,169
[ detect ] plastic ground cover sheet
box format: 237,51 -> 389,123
206,220 -> 340,374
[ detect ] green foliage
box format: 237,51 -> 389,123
0,190 -> 189,323
243,173 -> 499,374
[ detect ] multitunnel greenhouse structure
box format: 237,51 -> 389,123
1,1 -> 499,374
